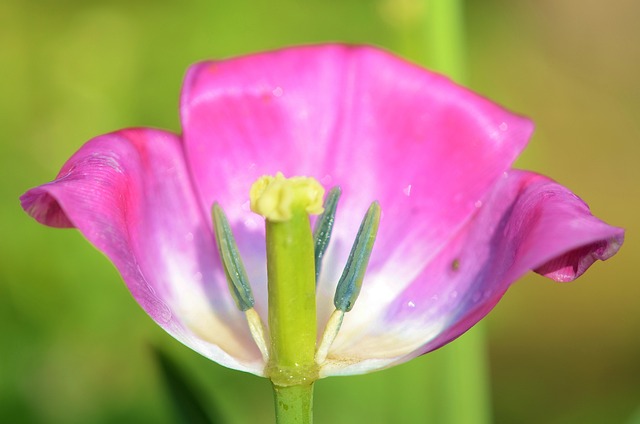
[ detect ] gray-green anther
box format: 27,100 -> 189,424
333,201 -> 381,312
312,186 -> 341,283
212,203 -> 255,311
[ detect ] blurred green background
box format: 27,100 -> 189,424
2,0 -> 638,423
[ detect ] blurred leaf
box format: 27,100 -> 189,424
152,346 -> 225,424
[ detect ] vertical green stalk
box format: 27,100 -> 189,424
264,209 -> 319,424
422,1 -> 492,423
441,329 -> 491,424
265,210 -> 318,378
250,173 -> 323,423
423,0 -> 465,82
273,383 -> 315,424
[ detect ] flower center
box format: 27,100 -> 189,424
212,172 -> 380,385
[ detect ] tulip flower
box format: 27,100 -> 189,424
21,45 -> 623,422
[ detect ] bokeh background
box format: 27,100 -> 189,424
2,0 -> 638,423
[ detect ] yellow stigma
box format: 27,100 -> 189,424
250,172 -> 325,222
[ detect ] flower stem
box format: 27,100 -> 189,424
250,174 -> 323,422
423,0 -> 465,82
272,382 -> 315,424
263,208 -> 319,423
422,1 -> 492,423
441,328 -> 491,424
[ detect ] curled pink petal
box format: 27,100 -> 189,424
21,128 -> 265,374
323,170 -> 623,375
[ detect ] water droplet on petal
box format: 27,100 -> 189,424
403,184 -> 412,196
407,300 -> 415,308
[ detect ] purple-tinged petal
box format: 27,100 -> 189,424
180,44 -> 534,325
321,170 -> 623,376
21,129 -> 265,375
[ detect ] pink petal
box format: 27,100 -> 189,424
21,128 -> 265,374
180,44 -> 534,325
322,170 -> 623,375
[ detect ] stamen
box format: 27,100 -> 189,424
316,202 -> 381,365
245,308 -> 270,362
312,186 -> 341,283
212,203 -> 254,311
315,309 -> 344,364
333,201 -> 381,312
213,203 -> 270,362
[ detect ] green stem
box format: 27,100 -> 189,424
441,327 -> 492,424
272,383 -> 315,424
264,209 -> 319,423
421,1 -> 492,423
423,0 -> 465,82
250,174 -> 324,423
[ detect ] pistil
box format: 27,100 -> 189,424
250,173 -> 324,386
